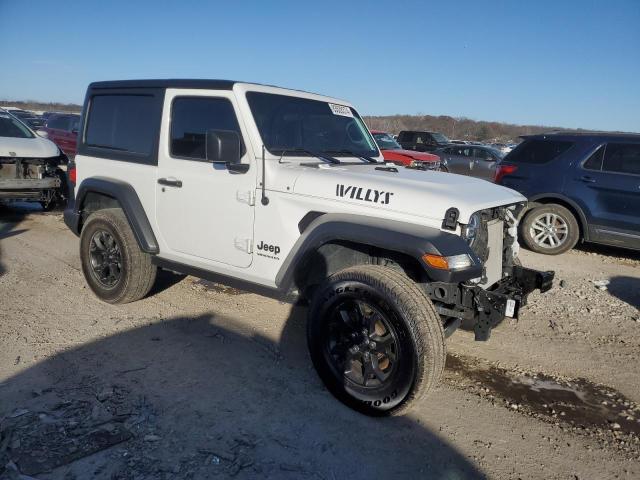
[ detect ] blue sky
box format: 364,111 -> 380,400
1,0 -> 638,132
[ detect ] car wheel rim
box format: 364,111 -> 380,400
323,298 -> 400,388
89,230 -> 122,288
530,213 -> 569,249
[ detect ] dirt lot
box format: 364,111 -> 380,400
1,206 -> 639,479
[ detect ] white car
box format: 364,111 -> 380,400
0,109 -> 67,209
63,80 -> 554,416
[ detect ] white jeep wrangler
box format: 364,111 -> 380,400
64,80 -> 554,416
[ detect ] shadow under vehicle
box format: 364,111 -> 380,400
0,313 -> 485,479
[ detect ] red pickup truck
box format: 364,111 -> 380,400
43,113 -> 80,159
371,130 -> 441,169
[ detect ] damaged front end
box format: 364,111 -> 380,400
0,156 -> 67,208
426,203 -> 555,341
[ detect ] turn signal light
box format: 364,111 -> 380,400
422,254 -> 449,270
422,253 -> 474,271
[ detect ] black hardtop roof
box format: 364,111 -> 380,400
89,79 -> 239,90
399,130 -> 440,134
522,131 -> 640,142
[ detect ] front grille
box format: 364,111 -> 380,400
483,219 -> 505,288
467,207 -> 507,289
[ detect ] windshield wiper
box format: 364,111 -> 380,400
323,149 -> 378,163
272,147 -> 340,164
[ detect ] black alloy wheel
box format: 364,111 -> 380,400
323,298 -> 400,389
88,229 -> 122,288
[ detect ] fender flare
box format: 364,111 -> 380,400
275,213 -> 482,290
67,177 -> 159,253
527,193 -> 590,241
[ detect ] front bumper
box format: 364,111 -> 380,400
470,266 -> 554,340
426,266 -> 555,341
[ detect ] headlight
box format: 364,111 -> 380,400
462,212 -> 481,246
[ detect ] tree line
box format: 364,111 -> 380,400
0,100 -> 82,114
363,114 -> 594,143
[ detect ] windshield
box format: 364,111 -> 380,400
373,132 -> 402,150
0,112 -> 34,138
432,132 -> 450,144
246,92 -> 378,159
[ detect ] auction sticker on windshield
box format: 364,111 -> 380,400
328,103 -> 353,117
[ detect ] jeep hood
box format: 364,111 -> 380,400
292,163 -> 526,224
0,136 -> 60,158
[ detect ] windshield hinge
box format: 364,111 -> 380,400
237,190 -> 255,206
234,237 -> 253,254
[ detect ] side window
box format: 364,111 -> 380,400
47,116 -> 69,130
170,97 -> 242,161
86,95 -> 156,154
507,139 -> 574,164
397,132 -> 410,142
602,143 -> 640,175
583,146 -> 604,171
473,148 -> 491,160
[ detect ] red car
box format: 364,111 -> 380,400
43,113 -> 80,159
371,130 -> 441,170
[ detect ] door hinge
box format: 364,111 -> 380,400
234,237 -> 253,254
236,190 -> 255,206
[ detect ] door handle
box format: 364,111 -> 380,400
580,175 -> 596,183
158,177 -> 183,188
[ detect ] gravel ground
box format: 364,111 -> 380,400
0,206 -> 639,479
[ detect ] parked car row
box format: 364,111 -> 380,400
0,107 -> 80,159
370,127 -> 639,255
0,108 -> 68,209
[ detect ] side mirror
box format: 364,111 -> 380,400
205,130 -> 248,173
36,129 -> 49,138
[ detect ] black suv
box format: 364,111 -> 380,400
496,133 -> 640,254
397,130 -> 451,152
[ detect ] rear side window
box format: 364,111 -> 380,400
47,116 -> 70,130
86,95 -> 156,155
170,97 -> 242,160
583,146 -> 604,170
397,132 -> 414,142
602,143 -> 640,175
506,139 -> 574,164
473,148 -> 493,160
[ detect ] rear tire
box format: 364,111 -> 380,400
80,208 -> 157,304
307,265 -> 445,416
521,204 -> 579,255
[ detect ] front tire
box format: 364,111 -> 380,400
521,204 -> 579,255
80,208 -> 157,304
307,265 -> 445,416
